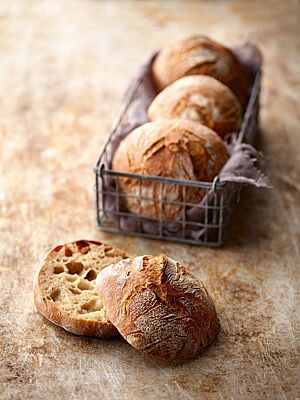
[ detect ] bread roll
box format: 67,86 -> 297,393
152,34 -> 249,106
34,240 -> 129,337
148,75 -> 242,138
112,120 -> 228,220
96,254 -> 219,362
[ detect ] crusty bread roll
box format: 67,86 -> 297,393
152,34 -> 249,106
148,75 -> 242,138
34,240 -> 129,337
112,120 -> 228,220
96,254 -> 219,362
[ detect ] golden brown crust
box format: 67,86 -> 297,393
112,119 -> 228,220
33,240 -> 129,337
152,34 -> 249,106
148,75 -> 242,138
96,254 -> 219,361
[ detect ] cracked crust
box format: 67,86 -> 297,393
96,254 -> 219,361
33,240 -> 129,337
148,75 -> 242,138
112,119 -> 228,220
152,34 -> 249,106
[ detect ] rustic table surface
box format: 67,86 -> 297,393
1,1 -> 299,399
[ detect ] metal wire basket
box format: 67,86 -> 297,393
95,70 -> 261,246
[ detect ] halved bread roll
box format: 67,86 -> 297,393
96,254 -> 219,361
34,240 -> 129,337
148,75 -> 242,138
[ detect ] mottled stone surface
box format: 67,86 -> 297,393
0,1 -> 299,399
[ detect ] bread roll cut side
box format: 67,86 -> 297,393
96,254 -> 219,361
34,240 -> 129,337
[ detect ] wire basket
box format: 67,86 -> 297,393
95,70 -> 261,246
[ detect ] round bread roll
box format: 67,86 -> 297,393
148,75 -> 242,138
96,254 -> 219,362
152,34 -> 249,106
112,119 -> 228,220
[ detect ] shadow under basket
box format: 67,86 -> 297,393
95,68 -> 261,246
